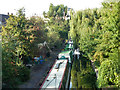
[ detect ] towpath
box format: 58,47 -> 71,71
19,50 -> 61,89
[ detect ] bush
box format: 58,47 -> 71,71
94,60 -> 100,69
71,55 -> 97,88
2,60 -> 30,88
97,60 -> 120,88
46,52 -> 50,57
18,66 -> 30,82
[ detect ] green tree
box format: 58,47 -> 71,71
69,0 -> 120,88
2,8 -> 30,64
2,8 -> 30,88
26,16 -> 46,56
97,59 -> 120,88
43,4 -> 70,49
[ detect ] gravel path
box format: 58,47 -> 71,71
19,50 -> 60,89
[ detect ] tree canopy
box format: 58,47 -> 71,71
43,4 -> 70,49
69,1 -> 120,88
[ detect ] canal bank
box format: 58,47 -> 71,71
70,52 -> 97,88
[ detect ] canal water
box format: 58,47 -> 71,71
69,77 -> 72,89
69,65 -> 73,89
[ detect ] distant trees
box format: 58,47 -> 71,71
26,16 -> 47,56
69,1 -> 120,88
43,4 -> 70,49
44,3 -> 67,18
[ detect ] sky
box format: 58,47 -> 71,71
0,0 -> 104,18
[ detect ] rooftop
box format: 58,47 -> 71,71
59,51 -> 71,54
41,59 -> 68,88
0,14 -> 9,22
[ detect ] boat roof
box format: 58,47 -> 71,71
65,44 -> 73,49
73,49 -> 80,55
68,40 -> 73,44
59,51 -> 71,54
41,59 -> 68,89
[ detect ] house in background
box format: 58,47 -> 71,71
65,8 -> 73,20
0,14 -> 9,26
0,14 -> 9,32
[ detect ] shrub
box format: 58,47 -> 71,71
2,60 -> 30,88
18,66 -> 30,82
97,60 -> 120,88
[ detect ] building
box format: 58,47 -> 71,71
0,14 -> 9,26
0,14 -> 9,32
65,8 -> 73,20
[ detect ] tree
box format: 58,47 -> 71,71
69,0 -> 120,88
47,30 -> 61,49
97,60 -> 120,88
26,16 -> 47,56
2,8 -> 30,88
2,8 -> 30,64
43,4 -> 70,49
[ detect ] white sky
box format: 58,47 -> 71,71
0,0 -> 104,18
